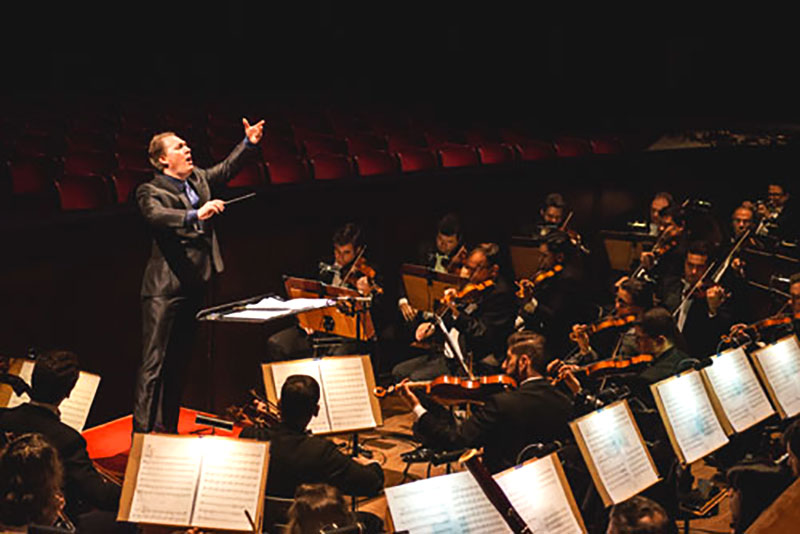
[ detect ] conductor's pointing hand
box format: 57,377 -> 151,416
243,117 -> 265,144
198,199 -> 225,220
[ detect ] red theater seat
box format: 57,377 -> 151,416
63,152 -> 115,177
515,140 -> 556,161
554,137 -> 592,157
227,162 -> 265,188
395,148 -> 438,172
65,132 -> 114,153
116,151 -> 152,172
55,175 -> 113,210
424,130 -> 465,150
261,137 -> 298,161
14,135 -> 60,158
116,131 -> 152,152
310,154 -> 354,180
345,133 -> 387,154
591,136 -> 624,154
9,159 -> 56,195
303,137 -> 348,157
438,145 -> 480,168
111,169 -> 150,203
387,132 -> 427,152
354,150 -> 399,177
265,157 -> 311,185
477,143 -> 516,165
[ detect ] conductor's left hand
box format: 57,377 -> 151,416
243,117 -> 265,144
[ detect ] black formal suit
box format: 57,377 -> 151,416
239,423 -> 384,498
0,404 -> 121,516
415,378 -> 574,473
134,139 -> 256,432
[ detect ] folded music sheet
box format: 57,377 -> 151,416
221,296 -> 336,322
651,370 -> 729,465
570,400 -> 660,506
700,347 -> 774,433
385,453 -> 585,534
262,355 -> 381,435
119,433 -> 269,532
751,335 -> 800,419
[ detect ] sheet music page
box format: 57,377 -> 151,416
385,471 -> 508,533
755,337 -> 800,418
192,438 -> 268,531
128,435 -> 202,526
655,371 -> 729,464
497,454 -> 585,534
574,401 -> 659,504
319,358 -> 376,432
59,371 -> 100,432
226,297 -> 334,321
703,348 -> 774,432
6,359 -> 35,407
270,360 -> 331,433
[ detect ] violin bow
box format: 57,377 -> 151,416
431,313 -> 475,379
340,245 -> 367,288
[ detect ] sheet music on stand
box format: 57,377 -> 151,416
118,433 -> 269,532
750,335 -> 800,419
197,295 -> 338,324
400,264 -> 464,313
509,236 -> 549,280
650,370 -> 730,465
0,358 -> 100,432
385,453 -> 586,534
262,355 -> 382,435
599,230 -> 655,272
285,277 -> 375,341
570,400 -> 660,507
700,347 -> 775,433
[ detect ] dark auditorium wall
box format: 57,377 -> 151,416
0,145 -> 794,427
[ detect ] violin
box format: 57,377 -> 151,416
569,313 -> 638,342
632,222 -> 684,279
446,245 -> 468,274
374,374 -> 517,403
721,312 -> 800,344
560,211 -> 590,255
341,248 -> 384,294
515,265 -> 563,299
224,389 -> 281,429
549,354 -> 655,384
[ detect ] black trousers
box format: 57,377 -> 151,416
134,291 -> 203,433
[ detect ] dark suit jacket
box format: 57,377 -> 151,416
0,404 -> 120,514
415,378 -> 574,473
239,423 -> 384,498
137,140 -> 255,297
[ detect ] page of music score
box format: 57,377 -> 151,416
753,336 -> 800,418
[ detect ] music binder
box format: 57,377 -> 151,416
400,263 -> 464,313
118,433 -> 269,531
750,335 -> 800,419
570,400 -> 660,507
262,355 -> 382,435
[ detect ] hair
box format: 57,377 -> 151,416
470,243 -> 500,267
437,213 -> 461,237
620,278 -> 655,311
280,375 -> 320,429
732,204 -> 754,219
285,483 -> 355,534
789,272 -> 800,287
31,350 -> 79,405
652,191 -> 674,208
727,463 -> 791,533
637,307 -> 679,344
543,192 -> 566,210
506,329 -> 540,347
332,223 -> 362,249
607,495 -> 673,534
508,333 -> 550,375
784,420 -> 800,461
148,131 -> 176,171
0,433 -> 64,527
686,240 -> 710,259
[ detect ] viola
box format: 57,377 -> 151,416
446,245 -> 468,274
515,264 -> 563,299
444,279 -> 495,305
549,354 -> 655,384
342,255 -> 384,294
374,374 -> 517,403
632,222 -> 684,279
569,313 -> 638,342
722,312 -> 800,344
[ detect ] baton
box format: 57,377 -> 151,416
224,192 -> 257,206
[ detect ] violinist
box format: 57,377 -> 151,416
392,243 -> 517,381
637,203 -> 686,284
517,192 -> 568,238
727,272 -> 800,345
648,192 -> 675,237
399,331 -> 574,473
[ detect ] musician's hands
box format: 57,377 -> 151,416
416,322 -> 435,342
356,275 -> 372,295
731,257 -> 746,277
640,251 -> 655,270
243,117 -> 265,144
197,199 -> 225,220
546,359 -> 582,395
614,275 -> 629,289
443,287 -> 457,299
706,285 -> 725,315
570,324 -> 592,355
399,301 -> 417,322
398,379 -> 421,411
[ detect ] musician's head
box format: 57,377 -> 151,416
30,350 -> 79,406
286,483 -> 355,534
785,419 -> 800,478
635,308 -> 678,356
767,181 -> 789,208
537,230 -> 573,268
279,375 -> 321,431
541,192 -> 566,225
0,433 -> 64,528
790,273 -> 800,316
650,192 -> 674,227
148,131 -> 194,179
684,241 -> 710,286
607,495 -> 673,534
332,223 -> 362,268
617,278 -> 655,315
460,243 -> 500,283
435,213 -> 461,255
504,332 -> 548,380
731,205 -> 755,239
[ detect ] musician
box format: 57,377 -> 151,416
731,204 -> 756,242
239,375 -> 384,499
134,119 -> 264,434
399,332 -> 574,473
758,181 -> 797,242
392,243 -> 517,381
648,191 -> 675,236
606,495 -> 673,534
518,192 -> 568,238
0,351 -> 121,524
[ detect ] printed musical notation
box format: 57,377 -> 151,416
572,400 -> 659,505
653,371 -> 729,464
702,348 -> 774,432
753,336 -> 800,419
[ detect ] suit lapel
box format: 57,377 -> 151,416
154,173 -> 192,210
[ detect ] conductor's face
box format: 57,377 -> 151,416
159,135 -> 194,179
